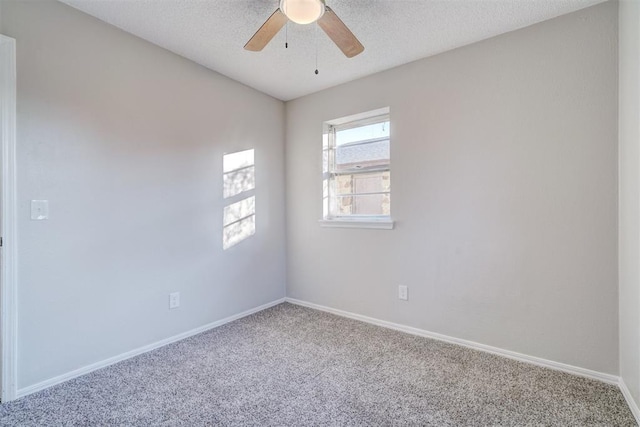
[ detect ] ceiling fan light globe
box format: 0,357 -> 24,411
279,0 -> 325,25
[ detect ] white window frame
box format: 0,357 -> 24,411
320,107 -> 394,230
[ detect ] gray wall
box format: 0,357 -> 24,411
0,0 -> 623,393
285,2 -> 618,374
619,0 -> 640,408
1,0 -> 286,389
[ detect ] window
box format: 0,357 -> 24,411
322,108 -> 392,229
223,149 -> 256,249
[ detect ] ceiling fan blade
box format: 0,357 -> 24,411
244,8 -> 288,52
317,6 -> 364,58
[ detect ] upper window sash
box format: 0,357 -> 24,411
330,114 -> 390,132
337,136 -> 390,149
329,122 -> 390,175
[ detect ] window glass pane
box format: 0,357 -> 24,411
223,196 -> 255,227
223,149 -> 254,173
334,171 -> 390,195
354,171 -> 387,194
223,215 -> 255,250
335,139 -> 389,171
336,121 -> 389,146
334,174 -> 352,196
223,166 -> 255,199
335,193 -> 391,216
322,149 -> 329,174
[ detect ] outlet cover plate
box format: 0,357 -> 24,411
31,200 -> 49,220
169,292 -> 180,309
398,285 -> 408,301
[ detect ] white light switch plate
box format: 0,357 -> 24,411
31,200 -> 49,220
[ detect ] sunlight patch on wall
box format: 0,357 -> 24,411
223,149 -> 256,250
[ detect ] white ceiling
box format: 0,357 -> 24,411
60,0 -> 605,101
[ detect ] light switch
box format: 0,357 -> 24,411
31,200 -> 49,220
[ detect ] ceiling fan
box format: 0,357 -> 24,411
244,0 -> 364,58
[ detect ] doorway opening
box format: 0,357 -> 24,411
0,34 -> 18,402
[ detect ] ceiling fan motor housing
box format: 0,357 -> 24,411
244,0 -> 363,59
279,0 -> 326,25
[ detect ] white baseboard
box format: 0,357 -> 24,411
17,297 -> 286,399
619,377 -> 640,424
16,295 -> 637,422
285,298 -> 619,386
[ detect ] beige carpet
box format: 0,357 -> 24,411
0,303 -> 636,426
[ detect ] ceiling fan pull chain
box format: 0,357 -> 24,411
315,24 -> 319,75
285,21 -> 288,48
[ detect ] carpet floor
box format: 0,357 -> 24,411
0,303 -> 636,426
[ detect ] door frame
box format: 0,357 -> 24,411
0,34 -> 18,402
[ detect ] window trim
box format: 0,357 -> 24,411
318,218 -> 394,230
322,108 -> 392,227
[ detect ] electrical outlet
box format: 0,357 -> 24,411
398,285 -> 408,301
169,292 -> 180,309
31,200 -> 49,220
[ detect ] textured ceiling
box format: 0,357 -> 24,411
59,0 -> 605,101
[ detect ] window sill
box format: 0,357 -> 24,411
318,218 -> 394,230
